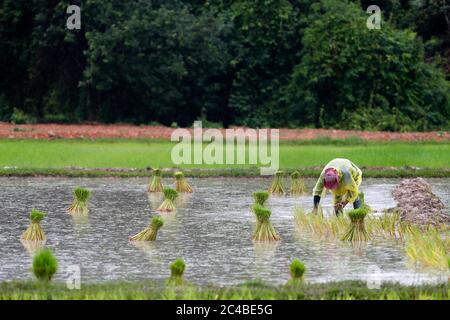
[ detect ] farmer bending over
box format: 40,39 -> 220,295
312,158 -> 362,215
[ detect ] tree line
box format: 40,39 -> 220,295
1,0 -> 449,131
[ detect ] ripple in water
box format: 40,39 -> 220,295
0,177 -> 448,285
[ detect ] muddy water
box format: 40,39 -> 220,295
0,177 -> 448,285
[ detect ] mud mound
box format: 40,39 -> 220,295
392,178 -> 450,226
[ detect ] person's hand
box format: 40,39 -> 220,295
312,207 -> 318,215
334,202 -> 347,212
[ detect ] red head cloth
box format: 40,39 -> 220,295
324,167 -> 339,190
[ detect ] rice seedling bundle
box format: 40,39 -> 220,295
148,168 -> 164,192
174,171 -> 193,193
252,204 -> 280,242
369,211 -> 431,242
294,207 -> 348,239
405,226 -> 449,270
22,209 -> 46,241
157,188 -> 178,212
342,207 -> 371,242
32,248 -> 58,281
251,191 -> 269,214
398,222 -> 415,239
268,170 -> 285,195
372,211 -> 402,239
68,187 -> 91,215
290,171 -> 307,196
328,214 -> 349,238
358,192 -> 371,210
130,216 -> 164,241
167,258 -> 186,286
295,207 -> 322,233
288,258 -> 306,284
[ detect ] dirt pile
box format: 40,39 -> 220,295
392,178 -> 450,226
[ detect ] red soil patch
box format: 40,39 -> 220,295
0,123 -> 448,141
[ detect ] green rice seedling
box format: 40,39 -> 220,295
68,187 -> 91,215
288,259 -> 306,285
157,188 -> 178,212
370,210 -> 417,241
405,226 -> 449,270
328,214 -> 349,238
253,191 -> 269,206
130,216 -> 164,241
342,207 -> 371,242
295,207 -> 326,235
251,191 -> 269,214
148,168 -> 164,192
167,258 -> 186,286
32,248 -> 58,282
358,192 -> 372,212
370,210 -> 443,242
268,170 -> 285,195
372,211 -> 402,239
21,209 -> 46,241
315,205 -> 324,216
252,204 -> 280,241
174,171 -> 193,193
290,171 -> 307,196
398,222 -> 415,240
294,207 -> 348,239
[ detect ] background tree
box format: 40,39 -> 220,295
0,0 -> 449,130
287,0 -> 450,131
224,0 -> 304,127
82,2 -> 230,125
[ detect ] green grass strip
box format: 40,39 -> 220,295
0,280 -> 448,300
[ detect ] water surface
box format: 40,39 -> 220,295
0,177 -> 448,286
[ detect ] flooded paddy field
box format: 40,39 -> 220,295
0,177 -> 448,286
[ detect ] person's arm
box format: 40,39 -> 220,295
312,173 -> 324,209
345,169 -> 360,204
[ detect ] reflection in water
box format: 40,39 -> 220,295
0,177 -> 448,285
130,240 -> 162,262
71,213 -> 90,236
253,242 -> 279,276
20,240 -> 46,256
343,241 -> 368,257
147,193 -> 163,211
176,193 -> 192,208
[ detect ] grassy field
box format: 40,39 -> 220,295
0,140 -> 448,173
0,280 -> 448,300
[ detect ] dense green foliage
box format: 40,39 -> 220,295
288,0 -> 450,131
32,248 -> 58,281
30,209 -> 45,223
0,280 -> 448,300
170,258 -> 186,278
1,0 -> 449,130
289,259 -> 306,280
